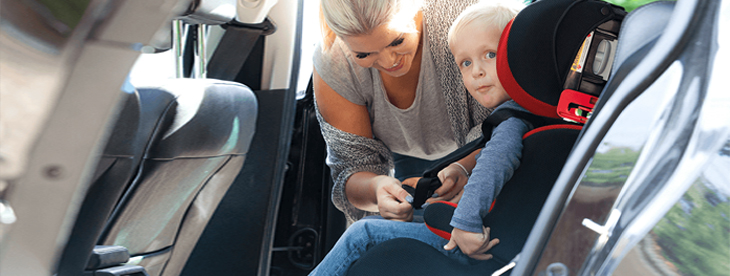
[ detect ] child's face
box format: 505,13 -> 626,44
450,22 -> 511,109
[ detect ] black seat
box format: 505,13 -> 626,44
96,79 -> 258,276
347,124 -> 581,276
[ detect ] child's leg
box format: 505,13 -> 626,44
309,219 -> 473,276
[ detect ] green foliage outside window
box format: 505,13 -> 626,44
603,0 -> 673,12
652,181 -> 730,276
36,0 -> 91,34
582,147 -> 640,184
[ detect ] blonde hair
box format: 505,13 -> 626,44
447,0 -> 525,48
320,0 -> 423,49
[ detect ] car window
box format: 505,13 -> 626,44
614,139 -> 730,275
128,50 -> 176,87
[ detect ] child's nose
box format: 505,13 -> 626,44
472,65 -> 485,79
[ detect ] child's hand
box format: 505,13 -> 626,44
443,226 -> 500,260
431,163 -> 469,203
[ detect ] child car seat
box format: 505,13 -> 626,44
346,0 -> 626,275
403,0 -> 625,209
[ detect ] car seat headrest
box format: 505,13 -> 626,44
497,0 -> 626,121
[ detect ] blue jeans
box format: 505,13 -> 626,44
308,219 -> 477,276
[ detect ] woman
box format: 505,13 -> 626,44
314,0 -> 490,222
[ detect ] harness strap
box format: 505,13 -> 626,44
422,109 -> 571,178
405,109 -> 579,208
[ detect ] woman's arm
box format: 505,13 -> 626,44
313,69 -> 372,138
313,69 -> 413,221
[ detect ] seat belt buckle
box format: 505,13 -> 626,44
402,177 -> 442,209
557,89 -> 597,124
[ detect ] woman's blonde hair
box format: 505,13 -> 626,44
447,0 -> 525,48
320,0 -> 423,49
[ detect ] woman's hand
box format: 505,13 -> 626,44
374,175 -> 414,221
444,226 -> 500,260
430,163 -> 470,203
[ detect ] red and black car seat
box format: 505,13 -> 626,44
347,0 -> 626,275
402,0 -> 625,210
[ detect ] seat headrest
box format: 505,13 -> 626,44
497,0 -> 625,118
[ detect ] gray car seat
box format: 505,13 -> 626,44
94,79 -> 257,276
57,90 -> 158,276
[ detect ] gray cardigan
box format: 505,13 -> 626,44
315,0 -> 490,222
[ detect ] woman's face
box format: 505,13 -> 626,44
340,20 -> 421,78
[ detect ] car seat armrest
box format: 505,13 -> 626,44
86,245 -> 131,270
85,245 -> 149,276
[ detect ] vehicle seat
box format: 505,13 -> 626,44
97,78 -> 258,276
347,112 -> 583,276
56,89 -> 160,276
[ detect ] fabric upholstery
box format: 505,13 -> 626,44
99,79 -> 257,276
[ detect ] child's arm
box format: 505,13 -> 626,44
444,226 -> 499,260
446,107 -> 530,258
450,116 -> 528,232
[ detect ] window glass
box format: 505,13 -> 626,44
614,139 -> 730,275
128,50 -> 176,87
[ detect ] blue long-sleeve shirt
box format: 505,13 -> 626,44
450,100 -> 530,233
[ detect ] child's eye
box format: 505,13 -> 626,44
355,53 -> 371,59
389,37 -> 405,47
486,52 -> 497,59
460,60 -> 472,67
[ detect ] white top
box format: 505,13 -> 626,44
313,22 -> 458,160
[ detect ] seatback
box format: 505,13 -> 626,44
99,79 -> 258,276
479,125 -> 581,262
56,90 -> 148,276
56,83 -> 187,276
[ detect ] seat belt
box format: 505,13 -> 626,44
206,19 -> 275,81
422,109 -> 571,178
404,109 -> 577,209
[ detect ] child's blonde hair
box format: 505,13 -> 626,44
320,0 -> 423,49
447,0 -> 525,48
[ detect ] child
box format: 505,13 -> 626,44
308,1 -> 526,275
442,0 -> 531,259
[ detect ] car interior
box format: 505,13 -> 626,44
0,0 -> 726,275
343,0 -> 674,274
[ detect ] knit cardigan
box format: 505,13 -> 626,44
315,0 -> 490,222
